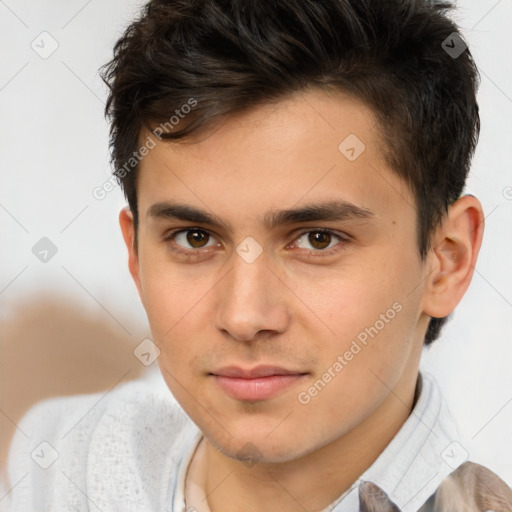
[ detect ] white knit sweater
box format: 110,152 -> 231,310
4,370 -> 198,511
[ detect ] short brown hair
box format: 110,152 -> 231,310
101,0 -> 480,345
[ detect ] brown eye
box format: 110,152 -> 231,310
295,230 -> 340,251
186,229 -> 210,248
307,231 -> 331,250
170,228 -> 217,250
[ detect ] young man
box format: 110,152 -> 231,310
4,0 -> 512,510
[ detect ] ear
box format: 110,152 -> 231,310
119,206 -> 145,306
422,194 -> 485,319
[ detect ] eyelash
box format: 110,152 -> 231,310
162,227 -> 351,259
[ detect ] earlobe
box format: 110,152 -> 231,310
422,195 -> 484,319
119,207 -> 144,304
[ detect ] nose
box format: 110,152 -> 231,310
213,249 -> 290,342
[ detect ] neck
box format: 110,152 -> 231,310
202,374 -> 420,512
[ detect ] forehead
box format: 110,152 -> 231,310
137,89 -> 415,227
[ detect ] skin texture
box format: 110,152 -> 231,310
119,88 -> 484,512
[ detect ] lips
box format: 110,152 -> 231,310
210,365 -> 308,401
212,365 -> 304,379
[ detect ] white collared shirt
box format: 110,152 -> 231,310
179,371 -> 465,512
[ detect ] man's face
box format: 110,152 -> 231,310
124,89 -> 430,463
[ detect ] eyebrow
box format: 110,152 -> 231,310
147,200 -> 375,232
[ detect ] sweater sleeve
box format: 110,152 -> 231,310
2,373 -> 194,512
3,393 -> 108,512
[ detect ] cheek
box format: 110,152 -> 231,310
290,264 -> 399,345
295,308 -> 415,439
293,258 -> 420,389
137,255 -> 208,354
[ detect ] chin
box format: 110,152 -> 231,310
204,429 -> 318,466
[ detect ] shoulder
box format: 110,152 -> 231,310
416,373 -> 512,510
4,370 -> 196,511
419,461 -> 512,511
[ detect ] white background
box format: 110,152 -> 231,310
1,0 -> 511,483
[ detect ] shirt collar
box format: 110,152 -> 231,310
328,371 -> 462,511
171,371 -> 462,512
